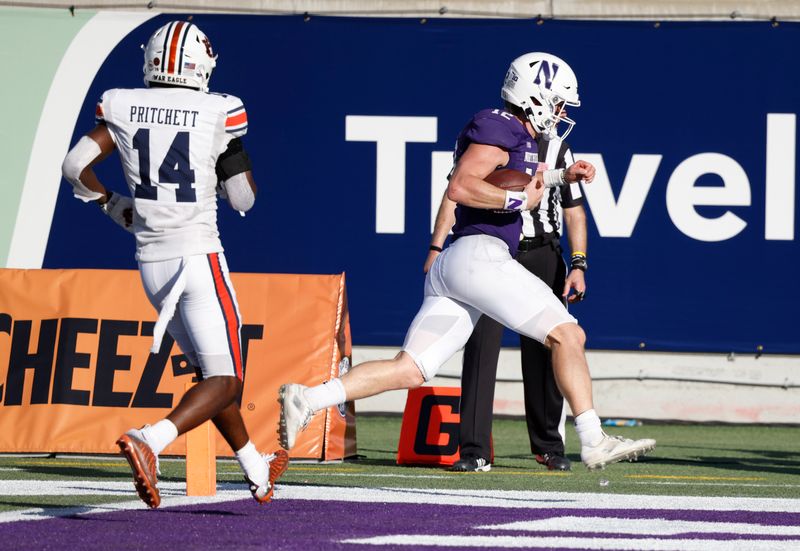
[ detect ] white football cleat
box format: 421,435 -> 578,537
581,433 -> 656,470
278,384 -> 315,450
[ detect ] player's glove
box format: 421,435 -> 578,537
99,191 -> 134,233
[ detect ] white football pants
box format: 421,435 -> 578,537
139,252 -> 244,380
402,234 -> 577,381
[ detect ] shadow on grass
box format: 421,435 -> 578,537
344,456 -> 401,468
639,454 -> 800,477
501,447 -> 800,477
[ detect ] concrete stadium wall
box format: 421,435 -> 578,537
7,0 -> 800,20
354,347 -> 800,424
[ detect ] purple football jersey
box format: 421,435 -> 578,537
451,108 -> 540,255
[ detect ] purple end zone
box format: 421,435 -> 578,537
6,495 -> 800,550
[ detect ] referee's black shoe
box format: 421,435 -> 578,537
536,453 -> 572,471
449,455 -> 491,472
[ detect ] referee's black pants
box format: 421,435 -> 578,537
458,240 -> 567,461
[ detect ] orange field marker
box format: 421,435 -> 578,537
185,383 -> 217,496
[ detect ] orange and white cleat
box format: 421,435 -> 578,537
247,449 -> 290,504
116,430 -> 161,508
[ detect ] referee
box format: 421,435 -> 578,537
424,136 -> 588,472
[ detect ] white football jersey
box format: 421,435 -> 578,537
96,87 -> 248,262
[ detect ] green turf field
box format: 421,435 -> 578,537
0,416 -> 798,513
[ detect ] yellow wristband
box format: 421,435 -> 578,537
572,251 -> 586,257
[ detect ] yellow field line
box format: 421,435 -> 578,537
9,461 -> 127,468
625,474 -> 767,481
275,468 -> 569,477
281,467 -> 361,473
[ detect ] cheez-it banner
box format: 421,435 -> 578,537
0,268 -> 356,460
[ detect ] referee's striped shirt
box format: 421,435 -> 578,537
521,138 -> 585,239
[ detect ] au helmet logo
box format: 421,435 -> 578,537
531,60 -> 560,90
201,36 -> 214,58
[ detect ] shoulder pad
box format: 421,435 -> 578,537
223,94 -> 247,137
95,89 -> 117,123
465,109 -> 526,150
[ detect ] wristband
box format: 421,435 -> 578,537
429,245 -> 443,252
543,168 -> 567,188
504,190 -> 528,211
570,252 -> 587,272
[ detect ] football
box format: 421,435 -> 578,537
484,168 -> 532,192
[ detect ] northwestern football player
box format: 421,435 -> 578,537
279,53 -> 656,470
61,21 -> 288,508
426,52 -> 589,473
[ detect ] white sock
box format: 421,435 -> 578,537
574,409 -> 605,448
303,378 -> 347,412
236,441 -> 268,487
140,419 -> 178,456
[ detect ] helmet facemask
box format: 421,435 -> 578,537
522,92 -> 580,141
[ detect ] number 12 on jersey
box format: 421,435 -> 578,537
132,129 -> 197,203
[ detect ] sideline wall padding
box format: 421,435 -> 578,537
0,268 -> 356,459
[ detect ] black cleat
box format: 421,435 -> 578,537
536,453 -> 572,471
449,455 -> 491,472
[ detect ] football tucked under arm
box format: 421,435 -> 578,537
484,168 -> 531,191
484,168 -> 545,211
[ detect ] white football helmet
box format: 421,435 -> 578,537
501,52 -> 580,140
143,21 -> 217,92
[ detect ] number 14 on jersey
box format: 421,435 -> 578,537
132,129 -> 197,203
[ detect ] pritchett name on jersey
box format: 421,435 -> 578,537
129,105 -> 200,127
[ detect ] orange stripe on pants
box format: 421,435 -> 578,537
208,253 -> 243,380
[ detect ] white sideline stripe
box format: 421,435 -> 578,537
0,480 -> 188,496
0,482 -> 254,524
215,471 -> 800,487
0,482 -> 799,525
276,485 -> 800,513
634,481 -> 800,489
341,535 -> 799,550
479,516 -> 800,536
6,11 -> 157,269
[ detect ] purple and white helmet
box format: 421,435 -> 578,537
501,52 -> 580,140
